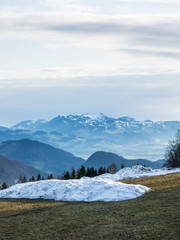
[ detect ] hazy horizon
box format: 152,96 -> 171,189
1,1 -> 180,126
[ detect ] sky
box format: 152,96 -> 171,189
0,0 -> 180,126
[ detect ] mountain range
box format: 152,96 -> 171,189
11,113 -> 180,135
0,138 -> 166,186
0,113 -> 177,187
0,113 -> 180,162
0,139 -> 85,176
2,113 -> 179,160
0,138 -> 164,174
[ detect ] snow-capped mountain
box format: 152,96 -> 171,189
11,113 -> 180,134
5,114 -> 180,160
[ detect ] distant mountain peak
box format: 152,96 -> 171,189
80,113 -> 106,120
118,116 -> 137,122
55,113 -> 106,121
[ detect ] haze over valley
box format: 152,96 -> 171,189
1,113 -> 179,160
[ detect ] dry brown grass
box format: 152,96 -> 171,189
0,198 -> 64,212
121,172 -> 180,190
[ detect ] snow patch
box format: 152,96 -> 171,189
0,166 -> 179,202
96,165 -> 180,181
0,178 -> 149,202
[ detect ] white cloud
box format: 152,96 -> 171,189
0,11 -> 180,53
0,66 -> 180,90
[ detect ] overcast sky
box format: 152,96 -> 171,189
0,0 -> 180,126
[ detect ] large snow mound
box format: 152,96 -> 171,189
0,178 -> 149,202
0,165 -> 179,202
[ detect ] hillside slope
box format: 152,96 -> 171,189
0,139 -> 85,175
0,173 -> 179,240
84,151 -> 163,169
0,155 -> 47,186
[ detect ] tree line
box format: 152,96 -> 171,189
0,173 -> 54,190
62,162 -> 122,180
0,162 -> 122,190
19,162 -> 120,182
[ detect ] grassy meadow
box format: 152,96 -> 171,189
0,173 -> 180,240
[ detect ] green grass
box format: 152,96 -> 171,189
0,173 -> 180,240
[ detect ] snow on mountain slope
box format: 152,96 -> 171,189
9,113 -> 180,160
0,166 -> 180,202
10,113 -> 156,132
11,114 -> 180,133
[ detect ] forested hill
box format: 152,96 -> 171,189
0,139 -> 85,175
84,151 -> 164,169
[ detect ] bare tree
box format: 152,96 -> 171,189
107,162 -> 118,174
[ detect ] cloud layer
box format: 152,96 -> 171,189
0,0 -> 180,124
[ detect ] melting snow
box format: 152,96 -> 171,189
0,166 -> 179,202
95,165 -> 180,181
0,178 -> 149,202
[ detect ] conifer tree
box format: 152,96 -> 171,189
76,165 -> 86,178
103,167 -> 107,174
94,168 -> 98,177
37,174 -> 41,181
77,168 -> 81,179
1,182 -> 8,190
86,167 -> 90,177
64,171 -> 70,180
47,174 -> 53,179
87,167 -> 93,177
70,168 -> 76,179
121,164 -> 125,169
23,176 -> 27,183
80,165 -> 86,177
31,176 -> 35,181
98,166 -> 104,175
